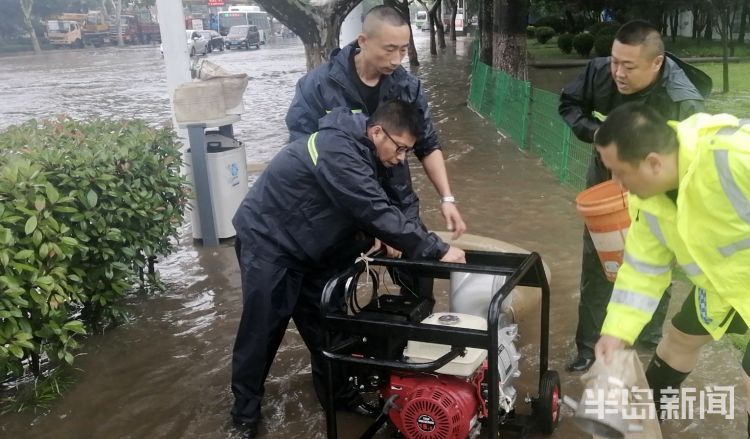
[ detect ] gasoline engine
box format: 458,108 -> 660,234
350,289 -> 522,439
339,265 -> 558,439
379,312 -> 520,439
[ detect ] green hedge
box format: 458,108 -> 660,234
535,26 -> 556,44
0,117 -> 187,378
557,32 -> 574,54
573,32 -> 595,57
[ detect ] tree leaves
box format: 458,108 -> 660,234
45,184 -> 59,204
86,189 -> 98,208
24,215 -> 37,235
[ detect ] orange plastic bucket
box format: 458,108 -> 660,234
575,180 -> 631,282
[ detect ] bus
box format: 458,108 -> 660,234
218,6 -> 271,43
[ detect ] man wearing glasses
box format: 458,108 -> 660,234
286,5 -> 466,242
230,100 -> 466,436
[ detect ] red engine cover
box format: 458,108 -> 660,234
382,372 -> 481,439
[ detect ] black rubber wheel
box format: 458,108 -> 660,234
537,370 -> 561,435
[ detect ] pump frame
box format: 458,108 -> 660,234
319,250 -> 554,438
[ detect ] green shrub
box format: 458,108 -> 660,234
557,32 -> 574,54
573,32 -> 595,57
586,21 -> 620,37
535,26 -> 556,44
0,117 -> 187,379
526,25 -> 536,37
594,29 -> 617,57
534,16 -> 567,34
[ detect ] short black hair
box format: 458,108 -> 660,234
594,103 -> 678,165
368,100 -> 422,138
615,20 -> 664,58
363,5 -> 408,29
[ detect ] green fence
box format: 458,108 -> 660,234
468,48 -> 593,192
469,62 -> 530,148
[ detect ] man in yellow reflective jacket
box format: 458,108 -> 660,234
593,103 -> 750,430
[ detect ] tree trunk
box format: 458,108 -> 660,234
435,0 -> 447,48
449,0 -> 458,41
421,0 -> 443,54
19,0 -> 41,54
101,0 -> 109,20
705,10 -> 714,40
303,42 -> 325,71
692,7 -> 699,39
492,0 -> 527,80
116,0 -> 124,47
730,10 -> 736,57
255,0 -> 362,71
693,5 -> 706,40
670,10 -> 679,43
739,0 -> 749,43
407,24 -> 419,66
479,0 -> 493,64
384,0 -> 419,66
30,351 -> 40,377
721,8 -> 730,92
564,9 -> 576,34
428,4 -> 437,55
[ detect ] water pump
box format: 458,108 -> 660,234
381,313 -> 521,439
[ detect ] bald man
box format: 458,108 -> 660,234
286,5 -> 466,243
559,20 -> 711,373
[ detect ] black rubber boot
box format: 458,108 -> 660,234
645,353 -> 691,421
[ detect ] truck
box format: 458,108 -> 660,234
110,14 -> 161,45
46,15 -> 85,48
83,10 -> 111,46
45,11 -> 111,48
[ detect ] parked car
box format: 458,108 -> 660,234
225,25 -> 260,50
187,29 -> 208,56
199,30 -> 224,52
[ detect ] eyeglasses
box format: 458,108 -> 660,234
381,127 -> 413,155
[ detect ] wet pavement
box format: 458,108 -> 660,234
0,33 -> 746,439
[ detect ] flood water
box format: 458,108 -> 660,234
0,32 -> 746,439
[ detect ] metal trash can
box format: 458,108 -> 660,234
183,132 -> 248,239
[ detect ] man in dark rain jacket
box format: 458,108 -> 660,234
285,5 -> 466,238
559,19 -> 711,373
230,100 -> 465,436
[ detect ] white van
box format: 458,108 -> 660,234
415,10 -> 428,31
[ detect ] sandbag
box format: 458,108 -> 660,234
435,232 -> 550,323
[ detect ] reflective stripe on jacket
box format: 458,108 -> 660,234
601,113 -> 750,343
233,108 -> 448,272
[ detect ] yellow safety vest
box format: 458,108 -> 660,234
601,113 -> 750,343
